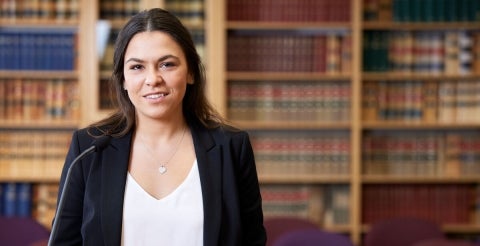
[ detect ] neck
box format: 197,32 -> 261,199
135,116 -> 187,142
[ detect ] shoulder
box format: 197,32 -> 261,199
203,123 -> 250,143
69,127 -> 108,149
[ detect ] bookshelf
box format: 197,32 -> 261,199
218,0 -> 363,241
1,0 -> 480,245
359,0 -> 480,244
211,0 -> 480,245
0,0 -> 82,228
0,0 -> 207,229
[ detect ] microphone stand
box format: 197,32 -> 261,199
47,145 -> 96,246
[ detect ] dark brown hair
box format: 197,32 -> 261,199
89,8 -> 223,137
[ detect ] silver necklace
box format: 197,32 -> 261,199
138,126 -> 187,174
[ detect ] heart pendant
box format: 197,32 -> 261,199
158,166 -> 167,174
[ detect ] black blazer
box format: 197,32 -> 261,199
51,121 -> 266,246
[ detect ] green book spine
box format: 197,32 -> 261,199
435,0 -> 446,22
445,0 -> 458,22
410,0 -> 422,22
424,0 -> 435,22
458,0 -> 469,22
393,0 -> 401,21
402,0 -> 411,22
363,32 -> 373,71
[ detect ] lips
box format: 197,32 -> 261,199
144,92 -> 169,99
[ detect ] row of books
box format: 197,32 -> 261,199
100,0 -> 204,27
362,80 -> 480,123
227,0 -> 351,22
32,183 -> 57,229
99,0 -> 139,20
0,79 -> 80,121
0,30 -> 77,71
0,182 -> 58,229
0,130 -> 71,177
165,0 -> 204,27
0,0 -> 79,21
250,131 -> 350,177
363,31 -> 480,75
228,81 -> 350,122
228,33 -> 352,73
261,184 -> 350,226
364,0 -> 480,22
362,184 -> 478,224
362,131 -> 480,177
0,183 -> 32,217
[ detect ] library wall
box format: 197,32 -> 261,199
0,0 -> 480,245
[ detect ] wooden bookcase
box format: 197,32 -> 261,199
210,0 -> 364,243
0,0 -> 83,227
1,0 -> 480,245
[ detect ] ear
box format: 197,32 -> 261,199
187,74 -> 194,85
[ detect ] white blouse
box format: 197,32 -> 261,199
121,160 -> 204,246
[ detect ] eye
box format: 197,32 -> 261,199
129,64 -> 143,70
160,61 -> 176,69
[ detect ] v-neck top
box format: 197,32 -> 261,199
121,160 -> 204,246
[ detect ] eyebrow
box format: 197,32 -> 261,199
124,54 -> 179,64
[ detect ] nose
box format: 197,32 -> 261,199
144,67 -> 162,86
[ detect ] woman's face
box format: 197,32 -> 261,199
123,31 -> 192,122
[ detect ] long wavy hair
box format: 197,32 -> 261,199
89,8 -> 223,137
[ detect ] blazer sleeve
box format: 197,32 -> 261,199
233,131 -> 267,245
50,130 -> 88,245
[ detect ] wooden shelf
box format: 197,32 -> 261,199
362,175 -> 480,184
227,21 -> 351,30
324,224 -> 353,234
0,19 -> 79,28
0,162 -> 64,182
0,174 -> 61,183
362,72 -> 480,81
362,121 -> 480,130
2,1 -> 480,244
0,120 -> 79,129
443,224 -> 480,234
259,174 -> 351,184
0,70 -> 78,79
361,224 -> 480,234
227,72 -> 351,81
232,120 -> 351,130
362,22 -> 480,30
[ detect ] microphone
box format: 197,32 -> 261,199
48,135 -> 112,246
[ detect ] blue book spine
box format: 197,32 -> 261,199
60,33 -> 75,70
0,32 -> 6,69
2,183 -> 17,217
16,183 -> 32,217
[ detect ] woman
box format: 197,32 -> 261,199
50,8 -> 266,245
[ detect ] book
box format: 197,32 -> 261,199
16,183 -> 32,217
422,80 -> 438,122
32,183 -> 58,229
226,0 -> 350,22
0,29 -> 77,71
261,184 -> 325,225
362,184 -> 472,224
1,183 -> 16,217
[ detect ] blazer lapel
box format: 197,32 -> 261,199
191,123 -> 222,246
100,131 -> 132,246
